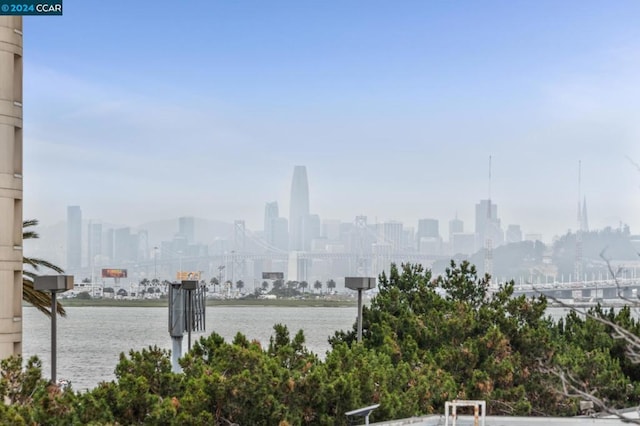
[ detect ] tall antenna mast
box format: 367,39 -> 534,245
488,155 -> 492,203
484,155 -> 493,286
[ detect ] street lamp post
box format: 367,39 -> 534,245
345,277 -> 376,343
153,246 -> 158,281
34,275 -> 74,384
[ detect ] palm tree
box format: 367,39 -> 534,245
236,280 -> 245,293
23,219 -> 66,317
299,280 -> 309,293
313,280 -> 322,294
272,279 -> 284,291
326,279 -> 336,293
261,280 -> 269,292
209,277 -> 219,293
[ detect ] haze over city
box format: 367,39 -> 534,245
22,1 -> 640,240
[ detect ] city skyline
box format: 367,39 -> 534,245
21,1 -> 640,241
31,164 -> 633,247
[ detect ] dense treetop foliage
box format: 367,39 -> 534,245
3,261 -> 640,425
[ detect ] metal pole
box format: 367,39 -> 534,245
187,290 -> 192,350
51,292 -> 57,384
357,288 -> 363,343
171,337 -> 183,373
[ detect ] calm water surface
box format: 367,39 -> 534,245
23,306 -> 357,391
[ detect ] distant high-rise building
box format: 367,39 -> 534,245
264,201 -> 279,244
289,166 -> 310,251
103,228 -> 114,261
418,219 -> 439,239
506,224 -> 523,244
67,206 -> 82,270
137,229 -> 149,260
87,222 -> 102,265
417,219 -> 439,251
306,214 -> 321,243
178,216 -> 195,243
114,227 -> 135,263
379,221 -> 403,251
448,215 -> 464,243
474,199 -> 504,251
322,220 -> 341,241
271,217 -> 289,251
452,233 -> 476,255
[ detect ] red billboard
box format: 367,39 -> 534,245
102,268 -> 127,278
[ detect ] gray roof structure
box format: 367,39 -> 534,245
372,414 -> 638,426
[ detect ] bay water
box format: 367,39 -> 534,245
22,306 -> 357,391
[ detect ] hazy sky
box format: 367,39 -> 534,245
23,1 -> 640,241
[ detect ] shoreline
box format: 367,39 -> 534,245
47,298 -> 358,309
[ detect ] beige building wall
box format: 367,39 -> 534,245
0,16 -> 23,360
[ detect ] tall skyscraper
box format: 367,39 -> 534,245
265,202 -> 289,251
264,201 -> 279,245
379,221 -> 403,251
114,227 -> 135,263
448,215 -> 464,243
289,166 -> 310,251
474,199 -> 504,251
67,206 -> 82,270
103,228 -> 114,262
87,222 -> 102,265
178,216 -> 195,244
0,16 -> 23,358
271,217 -> 289,251
416,218 -> 439,251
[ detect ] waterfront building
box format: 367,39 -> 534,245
0,16 -> 23,359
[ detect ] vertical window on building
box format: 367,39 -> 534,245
13,126 -> 22,175
13,53 -> 22,105
13,270 -> 21,317
13,198 -> 22,246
